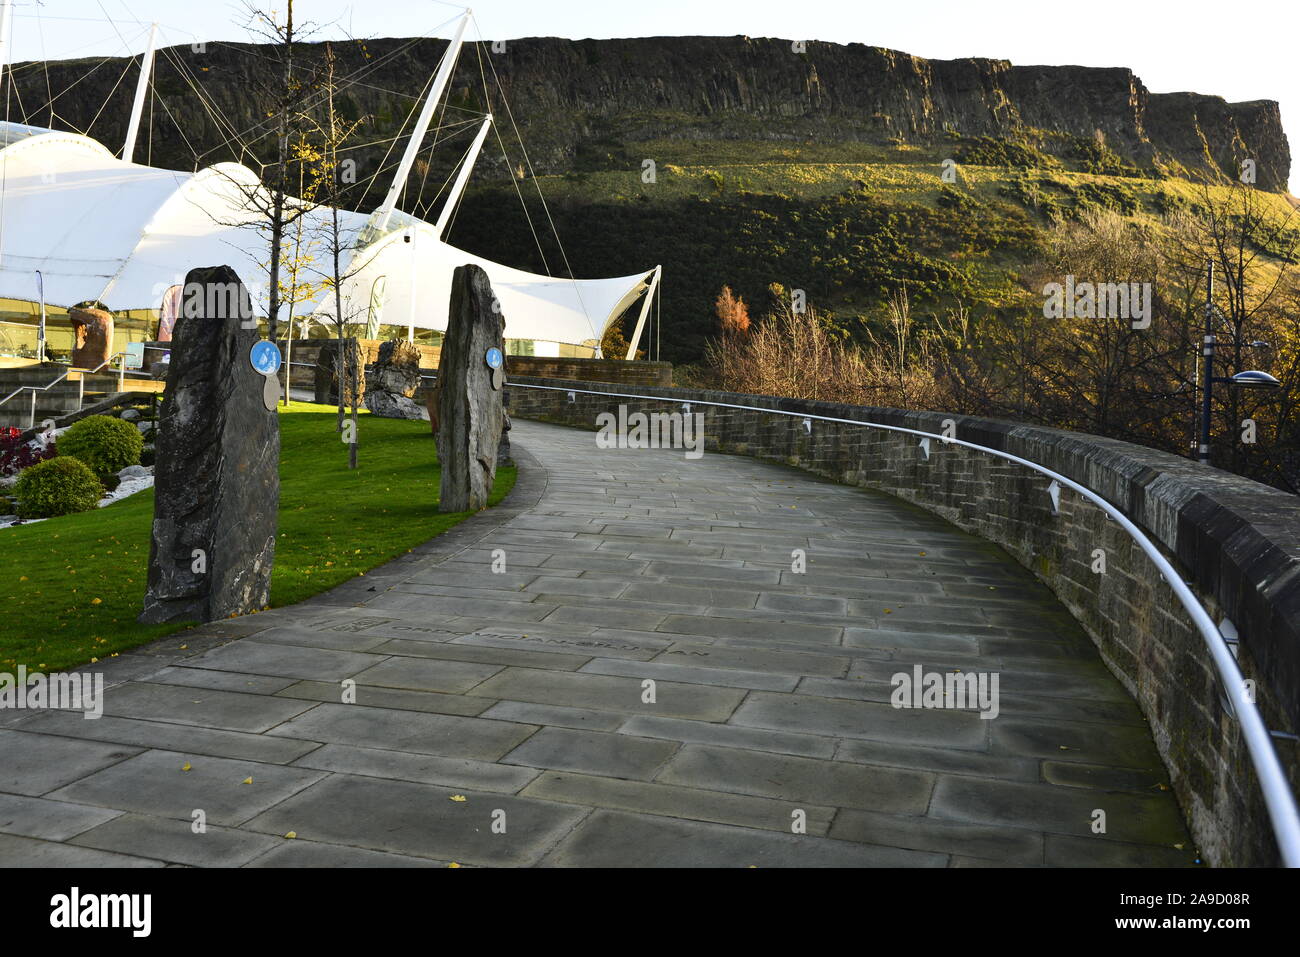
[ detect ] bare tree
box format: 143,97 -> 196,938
1165,183 -> 1299,478
302,43 -> 371,467
201,2 -> 321,344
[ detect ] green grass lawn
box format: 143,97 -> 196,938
0,401 -> 515,673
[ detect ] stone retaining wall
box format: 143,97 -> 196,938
508,375 -> 1300,867
505,356 -> 672,386
290,340 -> 672,397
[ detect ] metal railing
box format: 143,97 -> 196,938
499,378 -> 1300,866
0,353 -> 129,430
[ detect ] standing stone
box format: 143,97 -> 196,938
140,266 -> 279,624
364,339 -> 428,420
69,306 -> 114,369
314,337 -> 366,407
437,264 -> 505,512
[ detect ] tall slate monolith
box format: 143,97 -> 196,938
437,264 -> 505,512
140,265 -> 280,623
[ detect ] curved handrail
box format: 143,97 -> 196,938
501,378 -> 1300,866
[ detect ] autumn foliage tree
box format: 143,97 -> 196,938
709,285 -> 751,385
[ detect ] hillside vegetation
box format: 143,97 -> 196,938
449,134 -> 1299,365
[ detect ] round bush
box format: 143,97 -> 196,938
56,415 -> 143,475
13,457 -> 103,518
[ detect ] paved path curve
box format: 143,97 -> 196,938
0,419 -> 1195,867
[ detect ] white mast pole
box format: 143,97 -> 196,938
1,0 -> 16,279
407,228 -> 417,342
122,22 -> 159,163
625,266 -> 662,360
374,10 -> 471,233
0,1 -> 13,92
434,114 -> 492,238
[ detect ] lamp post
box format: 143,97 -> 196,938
35,269 -> 46,363
1198,261 -> 1280,465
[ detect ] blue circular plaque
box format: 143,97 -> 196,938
250,340 -> 282,376
485,347 -> 504,370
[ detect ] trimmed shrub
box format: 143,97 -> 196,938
13,457 -> 103,518
56,415 -> 143,475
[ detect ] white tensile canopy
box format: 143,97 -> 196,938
323,218 -> 656,347
0,121 -> 655,349
0,123 -> 293,312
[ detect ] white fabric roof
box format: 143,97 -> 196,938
322,220 -> 653,345
0,125 -> 653,346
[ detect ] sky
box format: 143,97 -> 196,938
6,0 -> 1297,192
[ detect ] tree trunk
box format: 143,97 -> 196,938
349,353 -> 359,470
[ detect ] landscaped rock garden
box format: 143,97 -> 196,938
0,407 -> 157,528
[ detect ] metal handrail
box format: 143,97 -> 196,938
0,353 -> 129,428
499,378 -> 1300,866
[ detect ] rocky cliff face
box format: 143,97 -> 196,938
13,34 -> 1291,191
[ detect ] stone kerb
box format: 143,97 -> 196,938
507,374 -> 1300,867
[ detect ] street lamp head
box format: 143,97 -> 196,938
1229,370 -> 1281,389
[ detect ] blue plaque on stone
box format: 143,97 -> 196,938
250,340 -> 282,376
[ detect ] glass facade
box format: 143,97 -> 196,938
0,298 -> 156,361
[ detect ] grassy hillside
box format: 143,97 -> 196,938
448,135 -> 1298,365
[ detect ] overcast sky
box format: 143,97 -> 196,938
7,0 -> 1297,193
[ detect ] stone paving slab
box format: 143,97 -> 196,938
245,840 -> 445,867
540,810 -> 946,867
290,742 -> 541,793
242,774 -> 586,866
829,807 -> 1045,865
480,701 -> 627,732
658,744 -> 935,813
522,770 -> 838,835
0,833 -> 165,867
0,419 -> 1194,867
11,710 -> 321,765
928,776 -> 1189,845
0,730 -> 140,796
619,714 -> 837,759
47,750 -> 326,826
97,681 -> 317,733
731,691 -> 988,749
264,704 -> 536,760
467,667 -> 747,720
70,812 -> 280,867
178,641 -> 387,682
367,637 -> 592,672
273,679 -> 494,716
578,657 -> 800,692
0,792 -> 124,842
501,727 -> 678,780
144,667 -> 300,695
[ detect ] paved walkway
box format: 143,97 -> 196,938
0,419 -> 1195,867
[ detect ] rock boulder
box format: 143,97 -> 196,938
364,339 -> 428,420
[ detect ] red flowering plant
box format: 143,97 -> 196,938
0,426 -> 57,477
